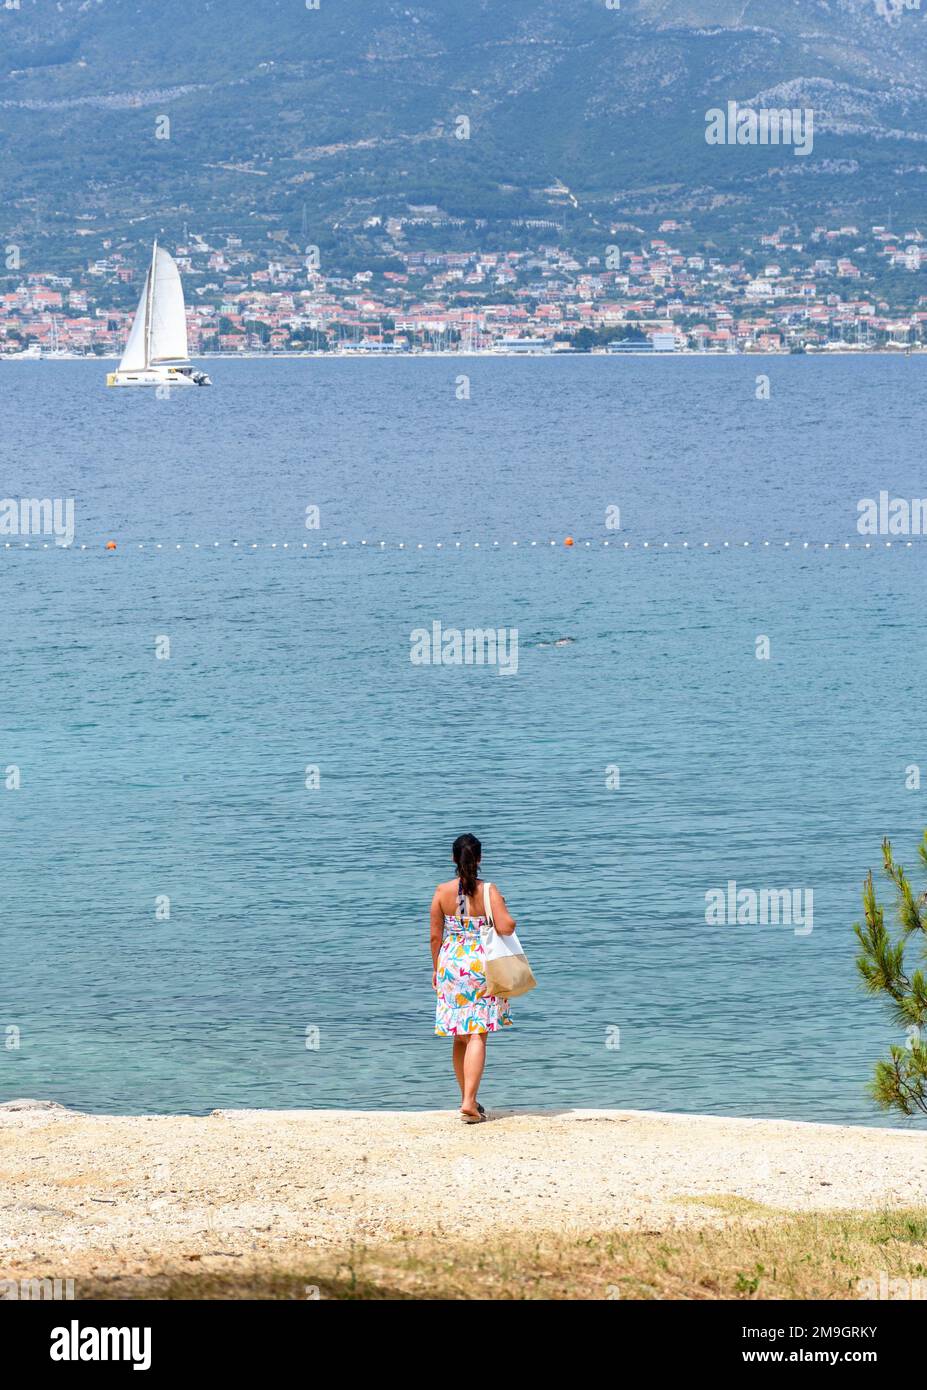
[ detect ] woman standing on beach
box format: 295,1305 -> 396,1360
431,833 -> 516,1123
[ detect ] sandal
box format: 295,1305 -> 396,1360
460,1108 -> 487,1124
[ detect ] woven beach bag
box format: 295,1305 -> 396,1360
480,881 -> 537,999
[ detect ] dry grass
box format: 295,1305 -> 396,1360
68,1205 -> 927,1300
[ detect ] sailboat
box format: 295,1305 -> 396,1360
107,241 -> 211,387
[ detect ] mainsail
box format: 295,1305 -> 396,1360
148,246 -> 188,364
117,243 -> 188,371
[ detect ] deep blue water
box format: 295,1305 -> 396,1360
1,355 -> 926,1125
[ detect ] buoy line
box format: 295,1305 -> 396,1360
0,539 -> 922,552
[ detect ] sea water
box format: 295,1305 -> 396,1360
1,355 -> 925,1124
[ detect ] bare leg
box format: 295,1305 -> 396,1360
460,1032 -> 487,1116
452,1036 -> 467,1100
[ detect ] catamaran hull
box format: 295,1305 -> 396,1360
106,368 -> 211,388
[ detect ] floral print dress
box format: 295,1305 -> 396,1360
435,890 -> 514,1037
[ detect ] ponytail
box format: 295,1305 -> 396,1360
452,832 -> 481,899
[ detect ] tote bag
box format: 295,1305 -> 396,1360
480,881 -> 537,999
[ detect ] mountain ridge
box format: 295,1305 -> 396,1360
2,0 -> 926,277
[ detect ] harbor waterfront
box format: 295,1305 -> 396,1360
5,220 -> 927,359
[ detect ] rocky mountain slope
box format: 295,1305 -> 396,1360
1,0 -> 925,272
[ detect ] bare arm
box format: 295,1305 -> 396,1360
429,888 -> 444,977
489,883 -> 517,936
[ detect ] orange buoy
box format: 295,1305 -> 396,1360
105,540 -> 117,550
564,536 -> 574,547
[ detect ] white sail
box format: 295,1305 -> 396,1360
148,246 -> 188,364
109,242 -> 209,386
118,270 -> 151,372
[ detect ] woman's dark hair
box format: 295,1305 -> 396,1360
453,833 -> 481,899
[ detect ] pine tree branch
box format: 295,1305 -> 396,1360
856,836 -> 927,1117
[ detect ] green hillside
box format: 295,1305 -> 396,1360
2,0 -> 926,276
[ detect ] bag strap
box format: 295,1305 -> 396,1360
482,881 -> 494,928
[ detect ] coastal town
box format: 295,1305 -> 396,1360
3,217 -> 927,357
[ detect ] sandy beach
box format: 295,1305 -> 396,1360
2,1099 -> 926,1298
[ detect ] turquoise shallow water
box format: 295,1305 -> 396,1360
1,356 -> 926,1124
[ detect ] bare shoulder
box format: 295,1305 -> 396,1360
487,881 -> 515,929
488,882 -> 512,912
433,879 -> 456,908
